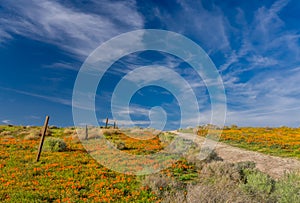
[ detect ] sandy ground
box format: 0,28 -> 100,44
173,132 -> 300,179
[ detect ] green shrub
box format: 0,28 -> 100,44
241,169 -> 274,201
43,137 -> 67,152
235,161 -> 256,181
235,161 -> 256,172
271,171 -> 300,203
159,132 -> 175,144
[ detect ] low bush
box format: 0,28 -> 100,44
240,169 -> 274,201
24,129 -> 40,140
102,129 -> 121,137
271,171 -> 300,203
201,161 -> 241,182
116,141 -> 126,150
43,137 -> 67,152
186,179 -> 249,203
63,128 -> 75,135
0,131 -> 12,136
142,173 -> 186,200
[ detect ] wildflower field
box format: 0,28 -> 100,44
0,125 -> 299,202
0,125 -> 199,202
200,126 -> 300,159
0,126 -> 155,202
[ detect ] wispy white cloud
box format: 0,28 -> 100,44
226,106 -> 300,127
0,87 -> 72,106
106,105 -> 150,127
0,87 -> 101,112
153,0 -> 231,54
28,115 -> 41,120
2,120 -> 11,124
214,0 -> 300,126
107,119 -> 150,126
221,0 -> 298,72
43,62 -> 80,71
114,104 -> 150,117
0,0 -> 144,58
225,66 -> 300,126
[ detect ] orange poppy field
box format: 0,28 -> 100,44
0,126 -> 198,202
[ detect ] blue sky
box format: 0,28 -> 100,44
0,0 -> 300,128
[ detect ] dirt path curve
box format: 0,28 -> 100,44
172,131 -> 300,179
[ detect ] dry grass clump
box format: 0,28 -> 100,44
142,173 -> 186,202
73,127 -> 121,140
24,133 -> 40,140
73,127 -> 100,140
63,128 -> 75,135
73,128 -> 84,140
116,142 -> 126,150
159,132 -> 175,144
24,129 -> 40,140
87,128 -> 103,139
71,134 -> 80,144
19,131 -> 29,136
161,190 -> 186,203
0,131 -> 12,136
49,125 -> 58,129
129,128 -> 161,135
185,146 -> 223,169
186,178 -> 249,203
186,161 -> 256,202
23,127 -> 54,140
63,128 -> 80,143
200,161 -> 242,181
102,128 -> 121,136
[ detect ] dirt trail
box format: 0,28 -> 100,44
173,132 -> 300,179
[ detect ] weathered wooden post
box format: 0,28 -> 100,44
36,116 -> 50,162
85,125 -> 88,140
113,121 -> 116,129
105,118 -> 109,129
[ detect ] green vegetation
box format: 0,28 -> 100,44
43,137 -> 67,152
271,172 -> 300,203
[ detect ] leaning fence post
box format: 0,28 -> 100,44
85,125 -> 88,140
36,116 -> 50,162
105,118 -> 109,128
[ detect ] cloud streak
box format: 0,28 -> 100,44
1,120 -> 11,124
0,0 -> 144,58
